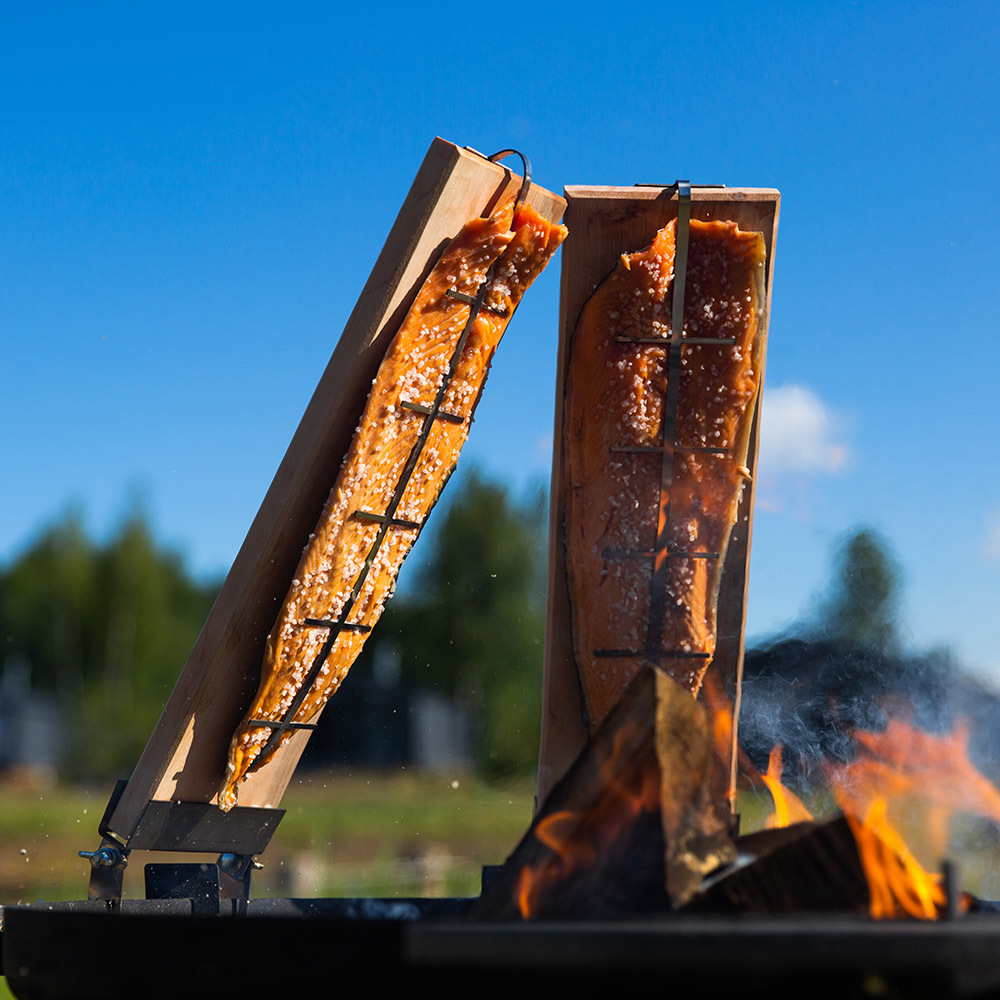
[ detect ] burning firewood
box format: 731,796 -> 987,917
692,815 -> 871,915
472,666 -> 736,919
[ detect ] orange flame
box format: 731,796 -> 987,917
516,727 -> 661,919
701,676 -> 813,829
826,711 -> 996,919
843,798 -> 947,920
515,810 -> 591,918
839,715 -> 1000,824
761,745 -> 813,828
700,672 -> 735,769
699,672 -> 756,802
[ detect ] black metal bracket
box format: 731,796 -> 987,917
79,836 -> 129,909
127,798 -> 284,854
79,778 -> 130,907
145,862 -> 222,917
218,852 -> 262,915
79,779 -> 283,907
143,854 -> 263,916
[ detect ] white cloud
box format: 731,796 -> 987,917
534,432 -> 553,455
757,384 -> 848,474
986,512 -> 1000,561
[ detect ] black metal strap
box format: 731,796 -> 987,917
642,181 -> 691,666
594,649 -> 712,660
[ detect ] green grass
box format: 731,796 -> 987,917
0,769 -> 535,904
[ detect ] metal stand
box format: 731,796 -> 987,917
79,778 -> 282,912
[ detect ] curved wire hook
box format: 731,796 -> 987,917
487,148 -> 533,216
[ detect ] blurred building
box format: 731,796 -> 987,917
299,640 -> 473,771
0,653 -> 64,780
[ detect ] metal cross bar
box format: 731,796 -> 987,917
602,548 -> 720,560
302,618 -> 371,632
616,336 -> 737,346
446,288 -> 506,315
594,649 -> 712,660
352,510 -> 421,530
610,445 -> 730,455
399,399 -> 464,424
247,720 -> 317,732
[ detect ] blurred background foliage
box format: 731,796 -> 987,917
0,468 -> 547,783
0,504 -> 220,780
815,527 -> 902,655
380,469 -> 547,779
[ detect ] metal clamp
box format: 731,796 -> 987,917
78,845 -> 125,868
79,836 -> 129,907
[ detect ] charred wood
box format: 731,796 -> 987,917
691,815 -> 870,915
472,666 -> 735,919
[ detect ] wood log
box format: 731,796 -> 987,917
691,815 -> 870,915
472,666 -> 735,919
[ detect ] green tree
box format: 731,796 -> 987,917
0,505 -> 220,779
818,527 -> 901,652
382,468 -> 547,779
0,508 -> 96,701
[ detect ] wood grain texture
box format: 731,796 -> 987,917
473,666 -> 733,918
108,138 -> 566,842
538,185 -> 779,809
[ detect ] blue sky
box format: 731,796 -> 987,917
2,2 -> 999,678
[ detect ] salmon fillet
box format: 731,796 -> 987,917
564,217 -> 765,731
219,199 -> 566,810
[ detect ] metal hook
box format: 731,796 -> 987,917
487,148 -> 533,216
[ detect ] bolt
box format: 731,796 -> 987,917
78,846 -> 123,868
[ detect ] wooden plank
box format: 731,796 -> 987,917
538,185 -> 779,808
108,138 -> 566,842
